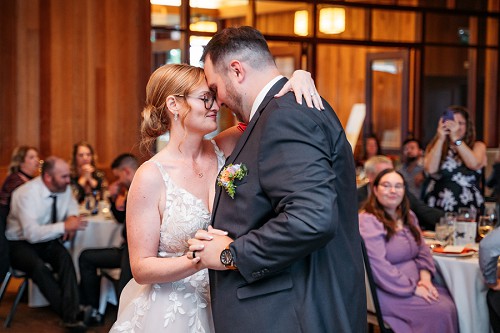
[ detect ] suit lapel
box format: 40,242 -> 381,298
211,77 -> 288,223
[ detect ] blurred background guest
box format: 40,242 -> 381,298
6,156 -> 89,331
0,145 -> 40,281
398,137 -> 425,199
357,155 -> 393,208
423,105 -> 487,215
356,133 -> 382,168
70,141 -> 106,203
479,224 -> 500,333
79,153 -> 138,326
359,169 -> 457,333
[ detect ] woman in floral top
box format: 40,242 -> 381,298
423,105 -> 487,215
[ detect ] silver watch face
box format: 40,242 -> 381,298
220,249 -> 233,266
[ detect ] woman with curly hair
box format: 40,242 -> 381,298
70,141 -> 106,203
423,105 -> 487,215
359,168 -> 457,333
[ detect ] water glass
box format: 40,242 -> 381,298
435,217 -> 453,246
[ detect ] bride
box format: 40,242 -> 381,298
110,64 -> 321,332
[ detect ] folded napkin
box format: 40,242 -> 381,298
432,245 -> 475,254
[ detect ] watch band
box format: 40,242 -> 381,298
221,245 -> 238,270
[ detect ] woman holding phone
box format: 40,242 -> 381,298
422,105 -> 487,214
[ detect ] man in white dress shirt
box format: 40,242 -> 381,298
6,156 -> 88,331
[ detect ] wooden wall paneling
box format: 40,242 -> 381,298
0,0 -> 150,183
0,0 -> 17,176
316,45 -> 368,127
484,13 -> 499,147
16,0 -> 40,153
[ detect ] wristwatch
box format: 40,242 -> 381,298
220,245 -> 238,270
454,139 -> 463,146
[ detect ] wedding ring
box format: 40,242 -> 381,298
310,92 -> 316,96
192,250 -> 196,259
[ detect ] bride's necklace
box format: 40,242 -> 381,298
182,156 -> 211,178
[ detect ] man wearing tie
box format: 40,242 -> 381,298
6,156 -> 88,331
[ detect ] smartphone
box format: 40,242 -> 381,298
442,109 -> 455,121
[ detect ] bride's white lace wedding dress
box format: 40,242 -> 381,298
110,142 -> 224,333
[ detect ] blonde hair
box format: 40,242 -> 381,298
141,64 -> 206,153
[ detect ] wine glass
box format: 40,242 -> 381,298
478,216 -> 495,239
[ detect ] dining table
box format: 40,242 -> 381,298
28,209 -> 123,307
431,246 -> 490,333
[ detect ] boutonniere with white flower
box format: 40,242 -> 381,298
217,163 -> 248,199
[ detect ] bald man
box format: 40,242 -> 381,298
6,156 -> 88,331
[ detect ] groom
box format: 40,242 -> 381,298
189,26 -> 366,333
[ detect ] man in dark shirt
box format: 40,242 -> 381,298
78,153 -> 138,325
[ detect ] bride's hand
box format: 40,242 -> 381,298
275,70 -> 324,110
187,238 -> 204,264
207,225 -> 228,236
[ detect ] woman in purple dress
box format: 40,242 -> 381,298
359,168 -> 458,333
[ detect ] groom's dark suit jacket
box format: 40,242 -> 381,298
210,78 -> 366,333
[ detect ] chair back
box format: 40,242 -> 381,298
361,239 -> 394,333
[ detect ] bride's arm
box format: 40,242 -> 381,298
126,162 -> 201,284
214,69 -> 323,156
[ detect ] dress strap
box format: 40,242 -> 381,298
144,160 -> 170,183
210,139 -> 226,171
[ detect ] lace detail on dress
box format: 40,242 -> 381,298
111,140 -> 225,333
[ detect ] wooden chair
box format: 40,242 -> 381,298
0,268 -> 29,328
361,240 -> 394,333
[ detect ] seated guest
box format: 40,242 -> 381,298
358,155 -> 443,230
355,133 -> 382,167
0,146 -> 40,281
79,153 -> 137,325
70,141 -> 106,203
359,169 -> 458,333
6,156 -> 89,332
398,137 -> 425,199
480,228 -> 500,332
357,155 -> 393,207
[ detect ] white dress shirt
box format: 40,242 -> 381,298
249,75 -> 284,122
6,176 -> 79,243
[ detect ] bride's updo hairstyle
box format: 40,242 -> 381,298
141,64 -> 206,153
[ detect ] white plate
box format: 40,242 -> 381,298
432,251 -> 475,257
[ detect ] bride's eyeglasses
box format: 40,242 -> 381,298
174,93 -> 216,110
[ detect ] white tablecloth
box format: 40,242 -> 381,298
29,214 -> 123,307
433,254 -> 490,333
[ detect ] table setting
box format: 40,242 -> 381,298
422,208 -> 494,333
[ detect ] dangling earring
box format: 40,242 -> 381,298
174,112 -> 178,121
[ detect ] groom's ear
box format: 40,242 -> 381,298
229,60 -> 245,83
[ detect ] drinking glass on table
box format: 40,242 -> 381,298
478,216 -> 495,239
435,217 -> 453,246
457,207 -> 476,222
